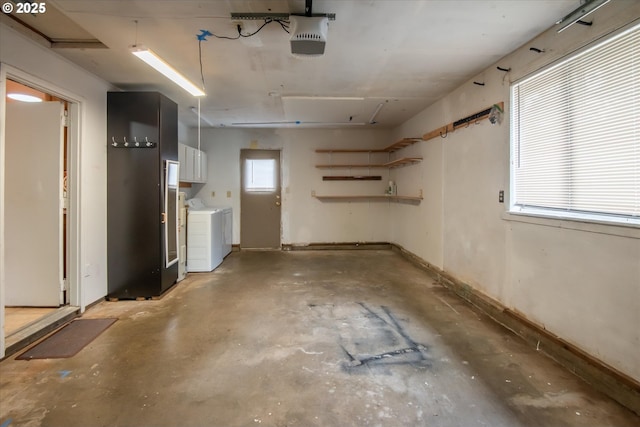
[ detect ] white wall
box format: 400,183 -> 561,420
391,3 -> 640,381
189,127 -> 393,245
0,23 -> 114,315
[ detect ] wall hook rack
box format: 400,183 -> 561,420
109,136 -> 156,148
421,101 -> 504,142
454,107 -> 491,128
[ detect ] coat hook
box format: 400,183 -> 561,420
439,126 -> 448,138
123,136 -> 129,147
145,137 -> 153,147
473,81 -> 485,86
111,136 -> 118,147
134,136 -> 140,147
497,66 -> 511,72
529,47 -> 545,53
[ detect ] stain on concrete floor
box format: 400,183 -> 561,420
1,250 -> 638,426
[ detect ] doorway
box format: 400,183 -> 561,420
240,149 -> 282,249
3,79 -> 70,335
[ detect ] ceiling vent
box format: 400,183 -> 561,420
290,16 -> 329,57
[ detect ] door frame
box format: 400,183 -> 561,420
0,63 -> 83,356
240,148 -> 282,249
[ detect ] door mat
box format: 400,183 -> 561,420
16,318 -> 117,360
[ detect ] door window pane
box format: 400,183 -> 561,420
244,159 -> 276,192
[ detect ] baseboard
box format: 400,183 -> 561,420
283,242 -> 392,251
391,244 -> 640,416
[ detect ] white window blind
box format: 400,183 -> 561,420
244,159 -> 276,192
511,23 -> 640,225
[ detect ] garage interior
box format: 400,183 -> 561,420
0,1 -> 639,426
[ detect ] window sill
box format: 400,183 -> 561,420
502,211 -> 640,239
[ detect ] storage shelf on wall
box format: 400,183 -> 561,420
312,194 -> 423,202
315,137 -> 423,203
315,137 -> 422,154
315,157 -> 422,169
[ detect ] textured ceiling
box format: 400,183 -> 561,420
7,0 -> 578,128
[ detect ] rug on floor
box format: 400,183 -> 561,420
16,318 -> 117,360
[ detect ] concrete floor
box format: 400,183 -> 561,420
1,250 -> 638,427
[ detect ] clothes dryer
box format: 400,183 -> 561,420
186,199 -> 224,272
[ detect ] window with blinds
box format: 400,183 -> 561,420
510,23 -> 639,226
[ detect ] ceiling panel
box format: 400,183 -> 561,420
4,0 -> 580,128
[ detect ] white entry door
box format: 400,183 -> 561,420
5,101 -> 64,306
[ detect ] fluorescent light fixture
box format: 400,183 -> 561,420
131,46 -> 205,97
7,93 -> 43,102
281,96 -> 365,101
230,121 -> 366,128
556,0 -> 611,33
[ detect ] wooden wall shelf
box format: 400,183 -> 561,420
316,157 -> 422,169
315,137 -> 422,154
313,194 -> 423,202
383,137 -> 422,152
315,138 -> 423,205
422,102 -> 504,142
322,175 -> 382,181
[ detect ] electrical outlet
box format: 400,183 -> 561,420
231,20 -> 244,33
498,190 -> 504,203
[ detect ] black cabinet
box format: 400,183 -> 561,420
107,92 -> 178,299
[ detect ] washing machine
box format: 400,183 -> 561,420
202,202 -> 232,257
186,199 -> 224,272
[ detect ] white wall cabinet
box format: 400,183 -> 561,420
194,149 -> 207,183
179,143 -> 207,183
179,143 -> 191,181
